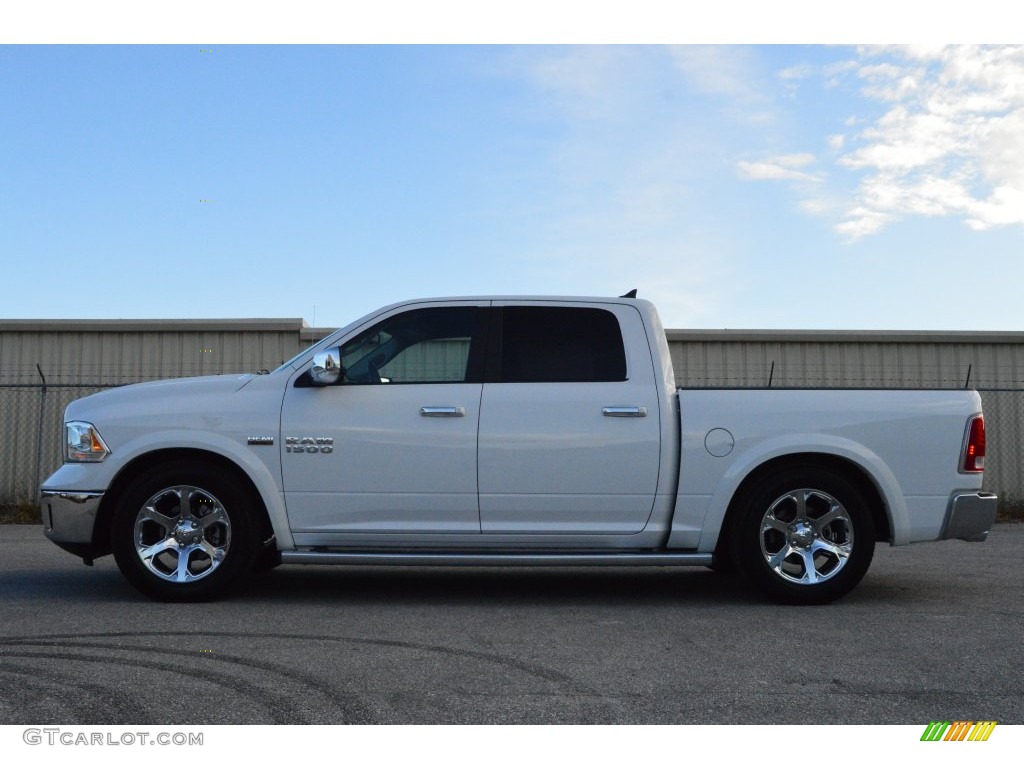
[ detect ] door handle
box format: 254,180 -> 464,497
602,406 -> 648,417
420,406 -> 466,417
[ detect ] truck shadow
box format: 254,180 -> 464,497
239,565 -> 772,607
0,562 -> 918,608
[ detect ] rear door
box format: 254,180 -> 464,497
477,302 -> 661,535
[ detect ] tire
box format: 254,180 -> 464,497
111,461 -> 260,601
729,465 -> 876,604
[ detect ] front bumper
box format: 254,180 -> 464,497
941,491 -> 999,542
40,490 -> 104,560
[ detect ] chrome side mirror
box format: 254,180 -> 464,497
310,347 -> 343,386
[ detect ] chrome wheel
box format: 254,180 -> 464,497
133,485 -> 232,583
759,488 -> 853,585
731,465 -> 876,604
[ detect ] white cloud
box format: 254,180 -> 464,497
778,64 -> 812,81
669,45 -> 776,123
751,45 -> 1024,239
522,46 -> 646,121
798,197 -> 838,216
737,153 -> 822,182
839,108 -> 963,171
835,46 -> 1024,237
669,45 -> 759,98
835,206 -> 893,239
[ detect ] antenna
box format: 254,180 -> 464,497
620,289 -> 638,299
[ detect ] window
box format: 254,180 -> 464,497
498,307 -> 627,383
340,307 -> 482,384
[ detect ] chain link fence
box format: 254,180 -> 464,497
974,389 -> 1024,513
0,383 -> 117,517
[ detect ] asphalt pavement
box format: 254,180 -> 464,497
1,523 -> 1021,724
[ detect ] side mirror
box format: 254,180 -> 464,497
310,347 -> 344,386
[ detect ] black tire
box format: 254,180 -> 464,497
111,460 -> 260,601
729,465 -> 876,604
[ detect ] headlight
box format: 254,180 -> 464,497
66,421 -> 111,462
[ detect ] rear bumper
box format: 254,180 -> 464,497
942,491 -> 998,542
40,490 -> 104,559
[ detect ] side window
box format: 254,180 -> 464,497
341,307 -> 481,384
499,307 -> 627,383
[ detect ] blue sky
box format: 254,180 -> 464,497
2,43 -> 1023,330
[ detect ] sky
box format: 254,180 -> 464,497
2,35 -> 1023,331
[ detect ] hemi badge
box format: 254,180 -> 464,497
247,436 -> 275,446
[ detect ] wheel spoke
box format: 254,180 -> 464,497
761,513 -> 789,535
199,506 -> 226,529
174,546 -> 196,582
812,504 -> 847,532
791,491 -> 808,520
767,545 -> 793,572
199,540 -> 225,563
811,537 -> 851,561
175,487 -> 194,519
139,504 -> 177,530
138,536 -> 177,563
800,550 -> 821,583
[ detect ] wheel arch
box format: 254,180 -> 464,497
92,448 -> 274,558
712,452 -> 892,567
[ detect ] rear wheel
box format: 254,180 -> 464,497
111,461 -> 260,601
730,466 -> 876,604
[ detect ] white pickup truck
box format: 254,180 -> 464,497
40,295 -> 998,603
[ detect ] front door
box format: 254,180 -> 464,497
281,304 -> 487,538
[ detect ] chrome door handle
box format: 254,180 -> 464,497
420,406 -> 466,417
602,406 -> 648,417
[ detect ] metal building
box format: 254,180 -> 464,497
0,319 -> 322,510
0,318 -> 320,386
2,319 -> 1022,512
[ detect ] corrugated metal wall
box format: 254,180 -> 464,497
666,330 -> 1024,389
0,319 -> 320,385
2,321 -> 1022,507
0,320 -> 327,506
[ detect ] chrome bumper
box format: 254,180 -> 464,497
942,491 -> 999,542
40,490 -> 104,547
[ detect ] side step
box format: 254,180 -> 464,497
279,551 -> 713,567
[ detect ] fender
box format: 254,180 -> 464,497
101,430 -> 294,551
667,432 -> 907,552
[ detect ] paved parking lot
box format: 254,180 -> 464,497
1,523 -> 1021,724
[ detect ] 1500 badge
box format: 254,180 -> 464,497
285,437 -> 334,454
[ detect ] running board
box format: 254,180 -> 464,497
279,551 -> 713,567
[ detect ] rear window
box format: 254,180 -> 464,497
499,307 -> 627,383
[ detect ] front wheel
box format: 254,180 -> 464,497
111,461 -> 260,601
730,466 -> 876,604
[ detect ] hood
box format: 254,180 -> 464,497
65,374 -> 256,423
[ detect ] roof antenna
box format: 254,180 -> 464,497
620,289 -> 638,299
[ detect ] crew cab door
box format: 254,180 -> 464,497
478,303 -> 661,534
281,303 -> 487,537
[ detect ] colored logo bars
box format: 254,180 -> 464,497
921,721 -> 997,742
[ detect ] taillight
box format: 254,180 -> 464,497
961,415 -> 986,473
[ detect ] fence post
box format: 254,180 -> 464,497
34,364 -> 48,496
